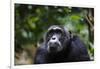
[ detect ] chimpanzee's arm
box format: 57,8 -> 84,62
69,36 -> 90,61
34,47 -> 47,64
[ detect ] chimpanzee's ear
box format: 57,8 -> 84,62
63,27 -> 71,39
43,31 -> 47,43
68,31 -> 73,39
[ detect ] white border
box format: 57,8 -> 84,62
11,0 -> 95,69
14,0 -> 95,8
11,1 -> 14,68
14,0 -> 95,7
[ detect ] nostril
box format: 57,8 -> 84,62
52,37 -> 56,40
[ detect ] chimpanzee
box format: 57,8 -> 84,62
34,25 -> 90,64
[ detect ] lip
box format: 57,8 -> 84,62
49,48 -> 57,53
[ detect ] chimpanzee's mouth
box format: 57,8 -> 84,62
49,46 -> 57,52
47,42 -> 62,53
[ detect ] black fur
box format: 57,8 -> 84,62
34,26 -> 90,64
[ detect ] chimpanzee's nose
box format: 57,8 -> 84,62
52,37 -> 56,40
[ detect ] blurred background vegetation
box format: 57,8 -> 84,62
15,4 -> 94,65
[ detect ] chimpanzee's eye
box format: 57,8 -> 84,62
55,29 -> 63,34
46,32 -> 53,40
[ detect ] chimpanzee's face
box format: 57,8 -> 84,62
45,26 -> 69,53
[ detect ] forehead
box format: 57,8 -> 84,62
48,26 -> 63,31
